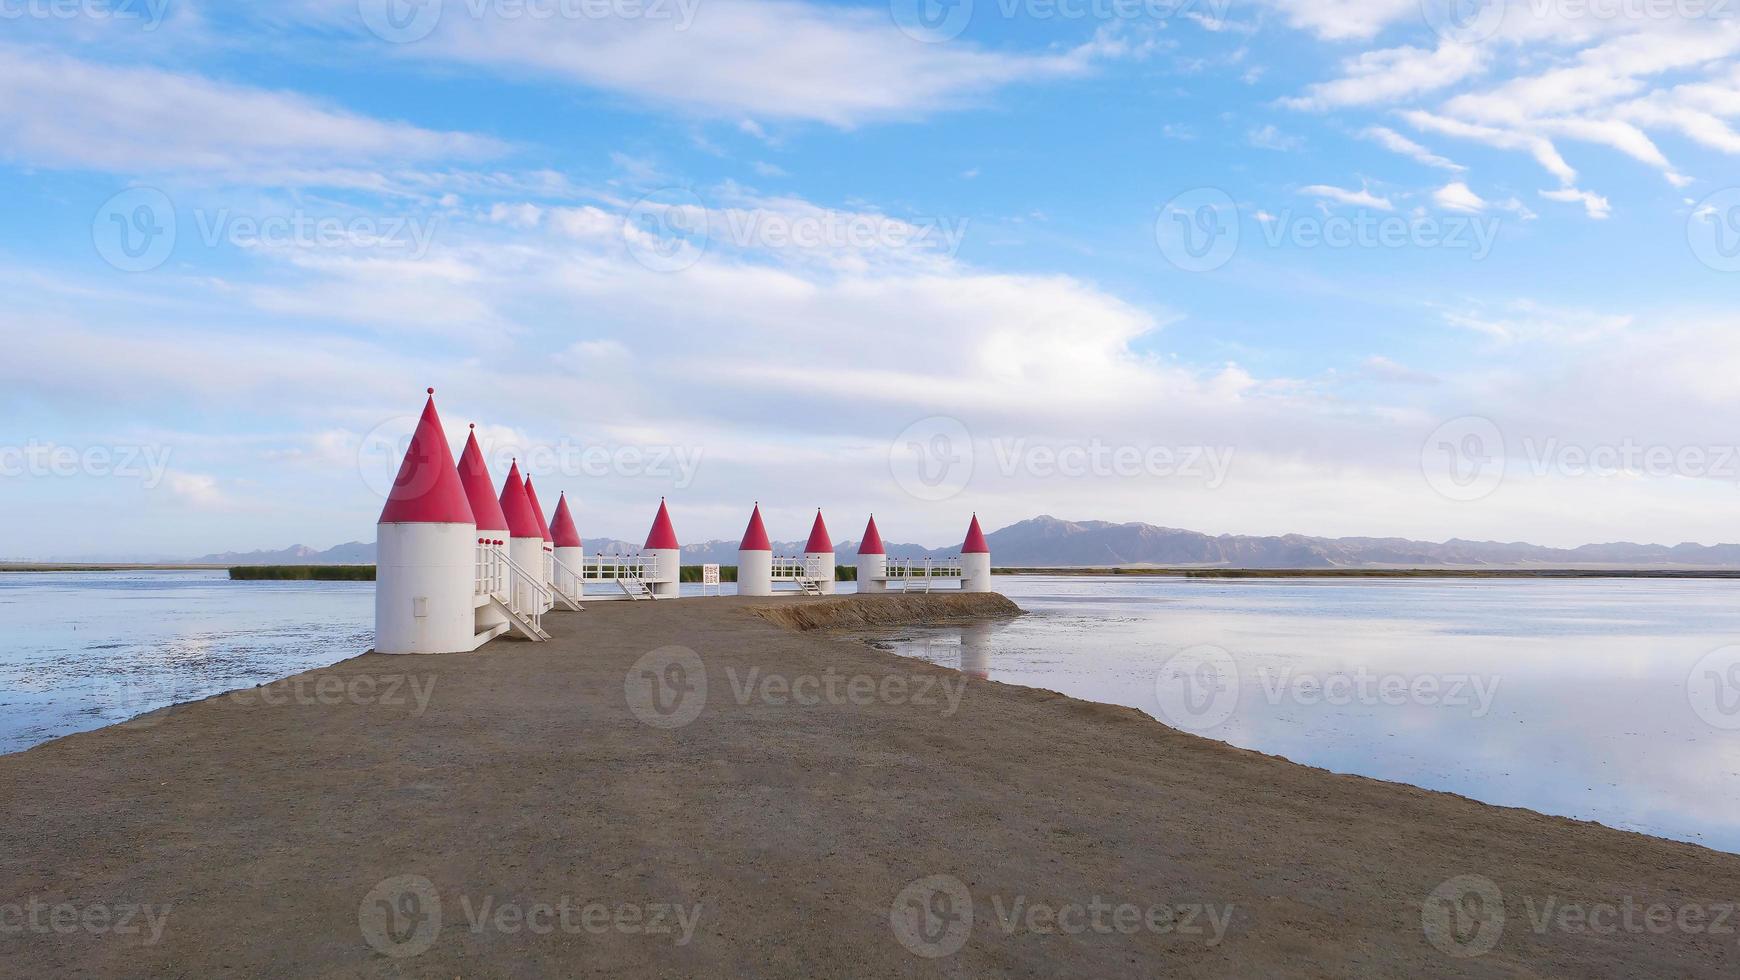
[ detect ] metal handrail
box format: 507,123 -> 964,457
550,553 -> 586,601
582,552 -> 653,582
475,540 -> 507,597
497,548 -> 551,631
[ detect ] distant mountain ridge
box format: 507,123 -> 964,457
979,517 -> 1740,568
192,517 -> 1740,569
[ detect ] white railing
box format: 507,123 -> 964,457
582,552 -> 655,583
771,555 -> 828,582
550,553 -> 586,600
886,557 -> 963,591
497,547 -> 551,634
474,539 -> 506,598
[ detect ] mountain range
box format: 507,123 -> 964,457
190,516 -> 1740,569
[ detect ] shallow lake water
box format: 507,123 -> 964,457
862,575 -> 1740,854
0,570 -> 375,754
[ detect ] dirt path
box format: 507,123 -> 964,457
2,594 -> 1735,977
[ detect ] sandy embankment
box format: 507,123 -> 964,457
1,592 -> 1737,977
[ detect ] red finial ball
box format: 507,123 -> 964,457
427,387 -> 434,395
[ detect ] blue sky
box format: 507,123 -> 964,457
3,0 -> 1739,558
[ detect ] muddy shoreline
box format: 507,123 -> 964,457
2,593 -> 1735,977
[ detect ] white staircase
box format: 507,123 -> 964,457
485,594 -> 552,640
796,579 -> 823,596
549,554 -> 585,611
480,544 -> 553,641
618,577 -> 656,600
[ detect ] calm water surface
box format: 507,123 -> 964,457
864,575 -> 1740,853
0,571 -> 373,753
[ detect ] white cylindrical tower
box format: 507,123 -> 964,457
961,514 -> 992,593
804,509 -> 836,595
736,503 -> 773,597
855,515 -> 887,594
524,476 -> 555,613
498,460 -> 546,616
644,498 -> 682,599
375,389 -> 478,655
550,492 -> 585,601
457,423 -> 511,638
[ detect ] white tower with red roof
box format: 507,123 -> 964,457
644,499 -> 681,599
961,514 -> 992,593
804,509 -> 836,595
375,389 -> 478,655
498,461 -> 546,616
524,475 -> 555,613
550,492 -> 585,601
456,423 -> 510,639
737,503 -> 773,597
855,515 -> 887,594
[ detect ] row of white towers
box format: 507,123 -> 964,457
375,391 -> 992,654
733,505 -> 992,596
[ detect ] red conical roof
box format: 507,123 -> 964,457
498,461 -> 543,538
740,504 -> 771,551
379,390 -> 475,525
805,510 -> 832,553
456,426 -> 508,532
549,493 -> 582,549
857,516 -> 885,555
645,499 -> 679,550
962,514 -> 989,554
524,476 -> 553,542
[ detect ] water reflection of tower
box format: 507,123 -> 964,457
959,624 -> 991,680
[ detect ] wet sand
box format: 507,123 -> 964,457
2,593 -> 1736,977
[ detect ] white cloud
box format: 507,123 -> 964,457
1402,110 -> 1580,185
1283,43 -> 1487,111
1258,0 -> 1418,40
1361,126 -> 1464,171
380,0 -> 1123,126
164,472 -> 232,508
1248,124 -> 1303,150
0,44 -> 500,175
1300,184 -> 1394,210
1540,186 -> 1613,219
1433,181 -> 1488,213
